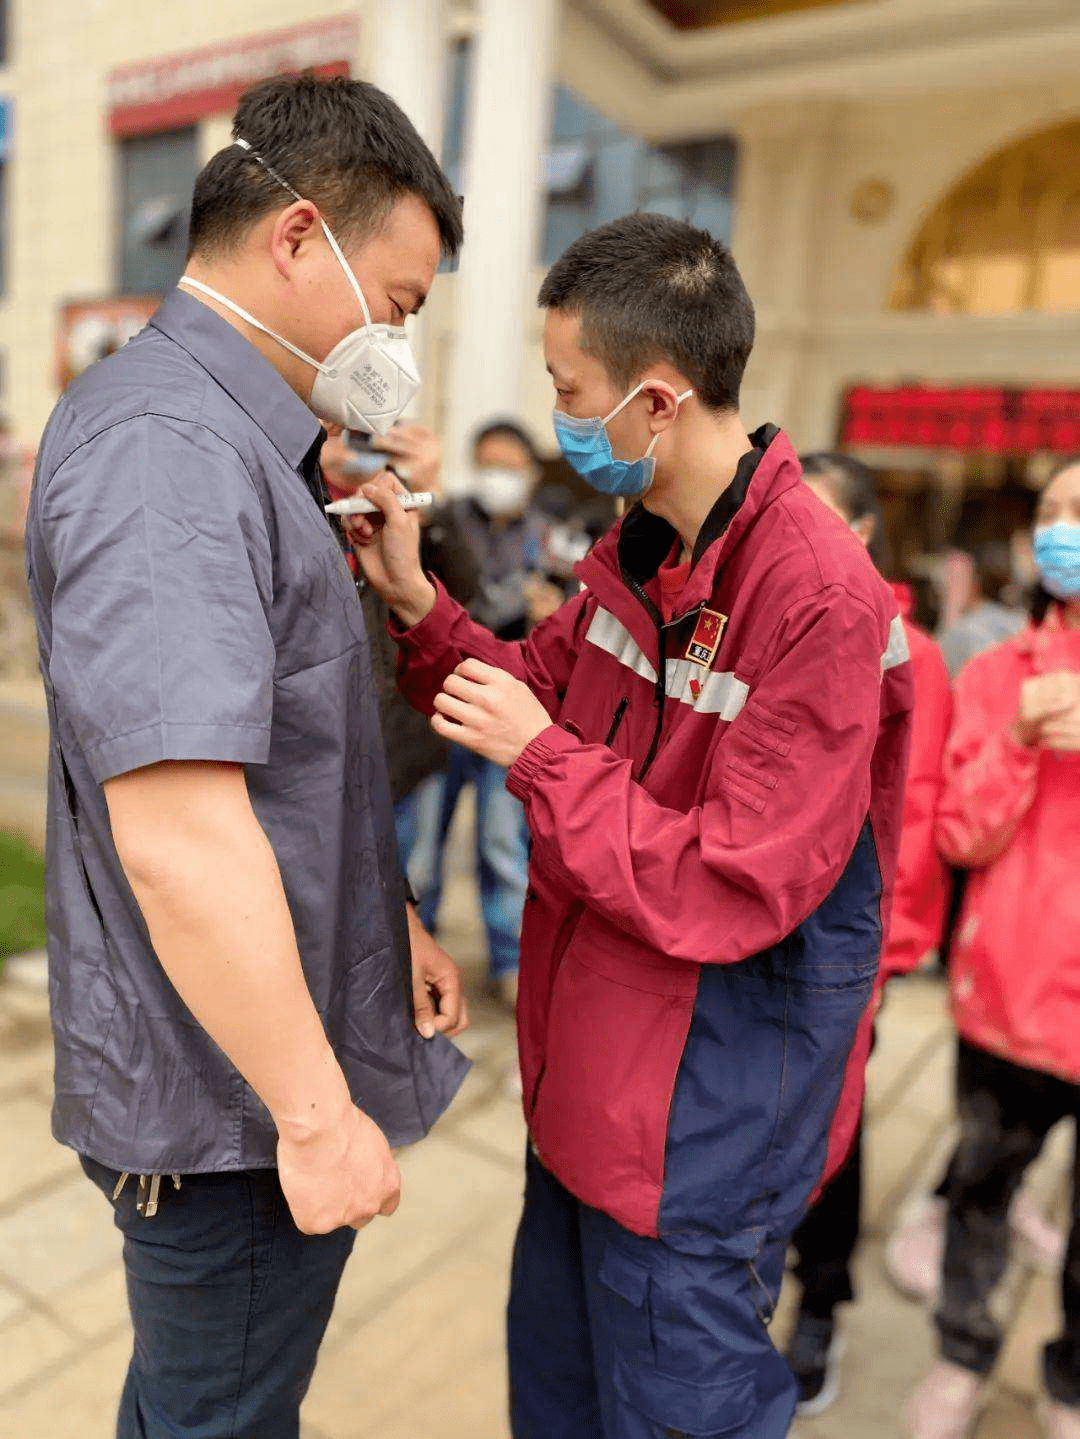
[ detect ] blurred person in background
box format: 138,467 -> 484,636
784,453 -> 953,1416
23,76 -> 470,1438
907,458 -> 1080,1439
937,540 -> 1028,679
421,420 -> 556,1006
320,425 -> 479,912
352,213 -> 913,1439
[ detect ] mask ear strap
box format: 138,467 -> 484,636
319,220 -> 374,329
178,276 -> 330,375
234,136 -> 374,330
602,380 -> 648,426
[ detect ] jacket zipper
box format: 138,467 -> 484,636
604,697 -> 630,747
625,576 -> 666,783
624,572 -> 708,783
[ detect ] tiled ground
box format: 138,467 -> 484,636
0,680 -> 1070,1437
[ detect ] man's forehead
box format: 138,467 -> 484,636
543,310 -> 587,375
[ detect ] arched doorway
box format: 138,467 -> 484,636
830,117 -> 1080,621
890,117 -> 1080,315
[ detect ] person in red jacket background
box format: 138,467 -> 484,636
784,453 -> 953,1415
908,457 -> 1080,1439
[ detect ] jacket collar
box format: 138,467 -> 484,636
579,425 -> 801,628
149,287 -> 324,474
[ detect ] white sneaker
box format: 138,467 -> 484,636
1012,1190 -> 1068,1274
886,1196 -> 946,1304
906,1362 -> 986,1439
1039,1398 -> 1080,1438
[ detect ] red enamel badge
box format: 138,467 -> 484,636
686,609 -> 727,668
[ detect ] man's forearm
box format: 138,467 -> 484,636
107,767 -> 351,1142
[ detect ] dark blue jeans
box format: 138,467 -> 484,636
408,744 -> 529,981
936,1040 -> 1080,1406
81,1156 -> 355,1438
508,1149 -> 797,1438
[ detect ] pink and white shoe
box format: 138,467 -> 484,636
1011,1190 -> 1068,1274
885,1197 -> 946,1304
906,1362 -> 986,1439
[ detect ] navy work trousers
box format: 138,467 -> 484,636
81,1156 -> 354,1438
508,1149 -> 797,1438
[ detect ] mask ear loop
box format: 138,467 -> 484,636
604,381 -> 695,459
178,275 -> 333,375
233,137 -> 375,332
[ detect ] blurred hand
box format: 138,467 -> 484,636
373,423 -> 443,495
1014,671 -> 1080,746
523,576 -> 566,627
1039,691 -> 1080,752
347,472 -> 436,627
432,659 -> 552,768
407,907 -> 468,1040
277,1101 -> 401,1235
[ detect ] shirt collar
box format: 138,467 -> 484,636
149,287 -> 323,473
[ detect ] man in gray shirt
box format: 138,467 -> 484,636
24,75 -> 469,1437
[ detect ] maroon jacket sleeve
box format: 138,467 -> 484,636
392,578 -> 593,722
507,585 -> 912,964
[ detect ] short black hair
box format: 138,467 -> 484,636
963,540 -> 1014,604
472,419 -> 541,466
801,451 -> 891,574
538,213 -> 754,412
188,75 -> 463,260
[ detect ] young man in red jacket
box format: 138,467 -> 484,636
354,214 -> 914,1438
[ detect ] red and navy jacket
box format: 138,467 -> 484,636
394,427 -> 914,1254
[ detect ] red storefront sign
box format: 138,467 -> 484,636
56,295 -> 159,389
841,385 -> 1080,455
106,17 -> 357,138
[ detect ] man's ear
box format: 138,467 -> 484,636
270,200 -> 322,278
645,382 -> 683,433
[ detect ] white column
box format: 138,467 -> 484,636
371,0 -> 447,153
371,0 -> 448,423
732,104 -> 841,442
443,0 -> 556,483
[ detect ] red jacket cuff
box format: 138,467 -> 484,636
388,577 -> 460,655
507,724 -> 582,801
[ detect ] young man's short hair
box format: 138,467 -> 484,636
188,75 -> 463,261
538,213 -> 755,412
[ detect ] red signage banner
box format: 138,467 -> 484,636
841,385 -> 1080,455
56,296 -> 159,389
107,17 -> 357,138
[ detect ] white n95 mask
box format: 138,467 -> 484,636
179,138 -> 420,436
471,467 -> 532,519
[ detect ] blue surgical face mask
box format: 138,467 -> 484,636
552,380 -> 694,498
1034,520 -> 1080,599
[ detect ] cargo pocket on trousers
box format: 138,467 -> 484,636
598,1243 -> 756,1437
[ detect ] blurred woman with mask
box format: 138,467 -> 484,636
423,421 -> 555,1005
907,458 -> 1080,1439
781,453 -> 954,1415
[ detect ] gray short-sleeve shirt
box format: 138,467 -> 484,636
25,288 -> 469,1174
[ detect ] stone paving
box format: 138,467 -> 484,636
0,677 -> 1070,1435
